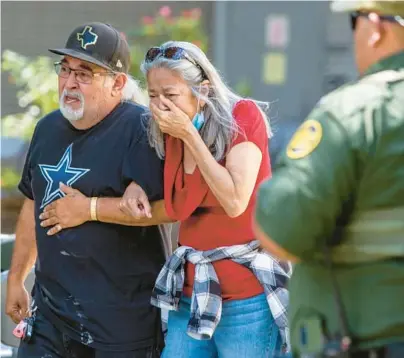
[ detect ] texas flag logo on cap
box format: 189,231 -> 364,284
76,26 -> 98,50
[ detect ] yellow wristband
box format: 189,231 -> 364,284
90,197 -> 98,221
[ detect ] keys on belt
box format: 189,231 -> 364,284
13,305 -> 37,343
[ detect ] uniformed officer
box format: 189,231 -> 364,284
253,1 -> 404,357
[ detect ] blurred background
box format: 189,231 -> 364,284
1,0 -> 357,234
1,1 -> 356,354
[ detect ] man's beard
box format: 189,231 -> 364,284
59,90 -> 85,122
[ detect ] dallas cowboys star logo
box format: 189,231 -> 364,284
39,144 -> 90,209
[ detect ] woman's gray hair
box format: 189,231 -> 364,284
121,75 -> 149,107
140,41 -> 272,161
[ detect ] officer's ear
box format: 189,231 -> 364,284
110,73 -> 127,97
367,12 -> 383,47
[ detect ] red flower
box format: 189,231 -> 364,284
142,16 -> 154,25
159,6 -> 172,18
190,8 -> 202,19
119,32 -> 127,41
182,10 -> 192,18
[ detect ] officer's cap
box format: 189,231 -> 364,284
331,0 -> 404,17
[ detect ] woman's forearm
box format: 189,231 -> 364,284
97,198 -> 174,226
182,127 -> 243,217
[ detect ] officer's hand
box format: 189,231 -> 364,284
120,181 -> 152,219
39,183 -> 90,235
6,281 -> 30,324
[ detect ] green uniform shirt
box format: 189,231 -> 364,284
255,51 -> 404,355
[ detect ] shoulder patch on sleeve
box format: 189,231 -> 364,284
286,119 -> 323,159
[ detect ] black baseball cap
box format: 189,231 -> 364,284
49,22 -> 131,74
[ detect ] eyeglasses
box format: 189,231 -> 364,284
350,11 -> 404,31
144,46 -> 208,79
54,62 -> 115,84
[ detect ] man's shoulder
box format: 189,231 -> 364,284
32,109 -> 63,137
37,109 -> 63,125
119,101 -> 148,120
317,70 -> 404,121
118,101 -> 150,132
116,101 -> 153,147
302,70 -> 404,152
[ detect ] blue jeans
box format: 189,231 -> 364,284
162,293 -> 285,358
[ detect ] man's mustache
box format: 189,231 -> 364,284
61,90 -> 84,103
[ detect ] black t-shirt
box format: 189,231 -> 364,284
18,102 -> 166,351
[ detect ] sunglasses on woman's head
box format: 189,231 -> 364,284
145,46 -> 208,79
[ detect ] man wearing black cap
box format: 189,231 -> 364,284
5,22 -> 167,357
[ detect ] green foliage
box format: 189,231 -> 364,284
1,6 -> 209,140
1,6 -> 251,145
1,168 -> 21,190
234,79 -> 253,98
1,50 -> 59,139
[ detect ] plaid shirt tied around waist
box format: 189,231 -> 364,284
150,240 -> 292,350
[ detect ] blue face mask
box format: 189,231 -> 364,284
192,111 -> 205,131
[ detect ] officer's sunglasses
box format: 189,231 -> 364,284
350,11 -> 404,31
144,46 -> 207,79
54,62 -> 115,84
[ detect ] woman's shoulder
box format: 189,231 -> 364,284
232,99 -> 266,132
232,99 -> 260,115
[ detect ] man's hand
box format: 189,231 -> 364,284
6,281 -> 30,324
7,198 -> 36,323
119,181 -> 152,218
39,182 -> 90,235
